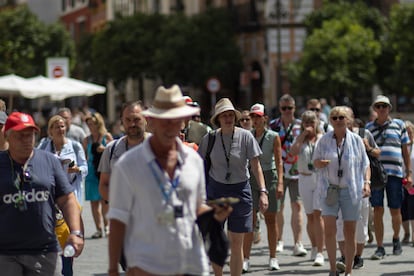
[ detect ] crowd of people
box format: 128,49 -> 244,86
0,90 -> 414,276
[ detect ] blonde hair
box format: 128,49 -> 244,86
405,120 -> 414,138
86,112 -> 108,136
47,115 -> 66,137
300,110 -> 321,134
329,106 -> 352,122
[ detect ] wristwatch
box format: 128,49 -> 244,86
70,230 -> 84,239
259,188 -> 269,195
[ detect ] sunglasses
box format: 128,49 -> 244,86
13,169 -> 32,212
309,108 -> 320,112
240,118 -> 251,122
374,103 -> 389,109
281,106 -> 294,111
331,116 -> 345,121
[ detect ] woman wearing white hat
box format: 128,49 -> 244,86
198,98 -> 268,276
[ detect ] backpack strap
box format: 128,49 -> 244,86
206,131 -> 216,160
358,128 -> 365,138
324,122 -> 329,133
204,130 -> 216,176
38,137 -> 50,150
109,138 -> 121,161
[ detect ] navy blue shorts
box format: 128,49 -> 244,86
207,177 -> 252,233
370,175 -> 404,209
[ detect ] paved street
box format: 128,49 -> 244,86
74,200 -> 414,275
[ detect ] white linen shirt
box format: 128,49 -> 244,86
313,129 -> 369,204
107,137 -> 209,275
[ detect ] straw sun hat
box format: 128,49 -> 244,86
210,98 -> 241,127
142,85 -> 200,119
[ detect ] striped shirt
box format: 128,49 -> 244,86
366,118 -> 409,178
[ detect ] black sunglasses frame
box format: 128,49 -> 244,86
331,116 -> 345,121
374,103 -> 389,109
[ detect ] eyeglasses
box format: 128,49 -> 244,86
309,108 -> 320,112
240,118 -> 251,122
374,103 -> 389,109
281,106 -> 294,111
331,116 -> 345,121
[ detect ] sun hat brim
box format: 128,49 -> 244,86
210,107 -> 241,127
141,105 -> 200,119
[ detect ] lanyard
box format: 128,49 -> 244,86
254,129 -> 268,149
307,141 -> 315,163
220,129 -> 234,172
149,160 -> 180,204
280,121 -> 295,147
336,136 -> 346,170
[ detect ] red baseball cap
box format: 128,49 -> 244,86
5,112 -> 40,132
250,103 -> 265,116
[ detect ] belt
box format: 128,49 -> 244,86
329,184 -> 347,189
299,172 -> 313,176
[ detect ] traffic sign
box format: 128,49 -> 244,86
206,77 -> 221,93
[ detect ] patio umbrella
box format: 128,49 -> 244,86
52,76 -> 106,100
25,76 -> 106,101
0,74 -> 44,110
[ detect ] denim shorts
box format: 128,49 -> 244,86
370,175 -> 404,209
321,187 -> 361,221
207,177 -> 252,233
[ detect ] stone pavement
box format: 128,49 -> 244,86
74,202 -> 414,276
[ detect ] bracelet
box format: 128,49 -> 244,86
259,188 -> 269,195
70,230 -> 84,239
364,180 -> 371,185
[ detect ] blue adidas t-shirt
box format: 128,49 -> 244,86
0,149 -> 74,254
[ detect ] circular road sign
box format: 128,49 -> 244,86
206,77 -> 221,94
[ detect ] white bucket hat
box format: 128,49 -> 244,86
372,95 -> 392,109
142,85 -> 200,119
210,98 -> 241,127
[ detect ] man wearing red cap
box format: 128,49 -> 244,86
0,112 -> 84,276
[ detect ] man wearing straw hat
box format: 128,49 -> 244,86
107,85 -> 232,276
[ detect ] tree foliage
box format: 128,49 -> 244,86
87,8 -> 242,90
382,3 -> 414,94
288,0 -> 382,100
0,5 -> 75,77
90,13 -> 165,84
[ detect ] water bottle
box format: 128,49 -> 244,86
402,178 -> 414,195
63,244 -> 75,257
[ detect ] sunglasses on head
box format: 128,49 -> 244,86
331,115 -> 345,121
281,106 -> 294,111
309,108 -> 320,112
240,118 -> 250,122
374,103 -> 389,109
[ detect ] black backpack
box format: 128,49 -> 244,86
358,128 -> 388,190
